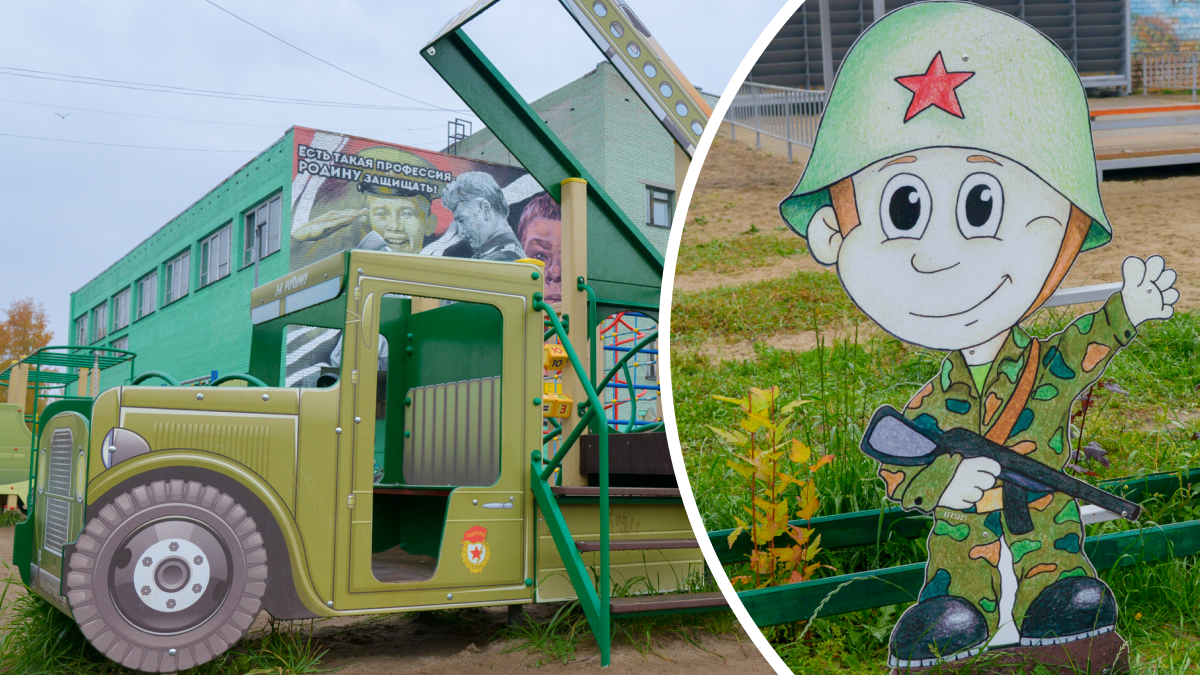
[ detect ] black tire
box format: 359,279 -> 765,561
65,480 -> 267,672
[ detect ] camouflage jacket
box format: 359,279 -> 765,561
879,293 -> 1137,516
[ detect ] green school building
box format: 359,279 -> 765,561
69,62 -> 705,391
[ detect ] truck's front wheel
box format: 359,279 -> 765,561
66,480 -> 267,672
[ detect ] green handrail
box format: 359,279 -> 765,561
209,373 -> 269,388
543,416 -> 563,444
130,371 -> 180,387
540,408 -> 596,481
578,330 -> 658,418
577,278 -> 598,388
533,293 -> 610,660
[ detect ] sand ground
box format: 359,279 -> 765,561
0,525 -> 769,674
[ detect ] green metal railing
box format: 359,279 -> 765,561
531,292 -> 613,663
209,373 -> 268,388
130,370 -> 181,387
532,280 -> 667,665
577,278 -> 599,389
717,466 -> 1200,627
1,345 -> 137,446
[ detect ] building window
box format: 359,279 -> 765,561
647,187 -> 673,228
91,303 -> 108,342
111,336 -> 129,352
74,316 -> 87,346
200,224 -> 232,287
137,272 -> 157,320
243,196 -> 282,267
113,288 -> 131,330
164,251 -> 190,305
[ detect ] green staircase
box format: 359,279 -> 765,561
532,296 -> 725,666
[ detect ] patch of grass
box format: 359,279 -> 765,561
499,568 -> 739,665
0,580 -> 326,675
0,509 -> 25,527
499,602 -> 739,666
676,231 -> 806,275
670,271 -> 861,348
674,308 -> 1200,673
501,601 -> 588,665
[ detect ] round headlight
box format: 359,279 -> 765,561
76,451 -> 87,501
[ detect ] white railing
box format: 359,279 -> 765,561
726,82 -> 827,162
1141,53 -> 1199,102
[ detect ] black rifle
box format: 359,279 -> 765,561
860,405 -> 1140,534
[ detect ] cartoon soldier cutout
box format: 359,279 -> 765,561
779,3 -> 1178,673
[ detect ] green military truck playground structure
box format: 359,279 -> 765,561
6,2 -> 723,671
8,249 -> 720,673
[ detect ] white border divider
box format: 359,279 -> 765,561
659,2 -> 810,674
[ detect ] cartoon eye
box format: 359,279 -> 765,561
880,173 -> 931,239
957,173 -> 1004,238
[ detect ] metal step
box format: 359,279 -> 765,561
574,538 -> 699,552
609,592 -> 728,615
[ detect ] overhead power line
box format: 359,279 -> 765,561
0,97 -> 283,128
0,131 -> 255,153
0,97 -> 456,133
0,66 -> 471,113
201,0 -> 457,113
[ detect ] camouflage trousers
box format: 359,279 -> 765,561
918,491 -> 1096,640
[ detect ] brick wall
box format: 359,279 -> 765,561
453,62 -> 678,253
73,63 -> 698,394
1132,0 -> 1200,55
71,131 -> 295,391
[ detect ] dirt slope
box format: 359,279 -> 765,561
678,129 -> 1200,308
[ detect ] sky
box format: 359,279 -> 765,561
0,0 -> 784,346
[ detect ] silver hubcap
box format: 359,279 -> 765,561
109,518 -> 231,635
132,539 -> 210,613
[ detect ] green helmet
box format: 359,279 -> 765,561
780,1 -> 1111,251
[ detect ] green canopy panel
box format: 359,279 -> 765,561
1,346 -> 135,387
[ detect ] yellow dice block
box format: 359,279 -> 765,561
543,344 -> 569,371
542,393 -> 573,418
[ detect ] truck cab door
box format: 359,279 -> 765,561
332,253 -> 541,612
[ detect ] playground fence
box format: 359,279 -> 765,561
726,82 -> 826,162
1141,52 -> 1199,102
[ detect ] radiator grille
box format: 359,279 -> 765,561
43,497 -> 70,555
154,422 -> 270,477
47,429 -> 74,498
404,377 -> 501,486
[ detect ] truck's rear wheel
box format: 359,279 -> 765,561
66,480 -> 267,672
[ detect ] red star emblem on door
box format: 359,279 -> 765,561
895,52 -> 975,122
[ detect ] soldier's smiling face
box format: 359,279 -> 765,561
832,147 -> 1070,350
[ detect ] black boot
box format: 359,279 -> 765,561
1019,577 -> 1117,646
889,596 -> 989,668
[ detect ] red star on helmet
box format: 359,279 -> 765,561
895,52 -> 975,123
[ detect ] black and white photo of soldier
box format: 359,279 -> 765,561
421,172 -> 526,261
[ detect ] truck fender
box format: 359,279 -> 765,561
66,464 -> 320,620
